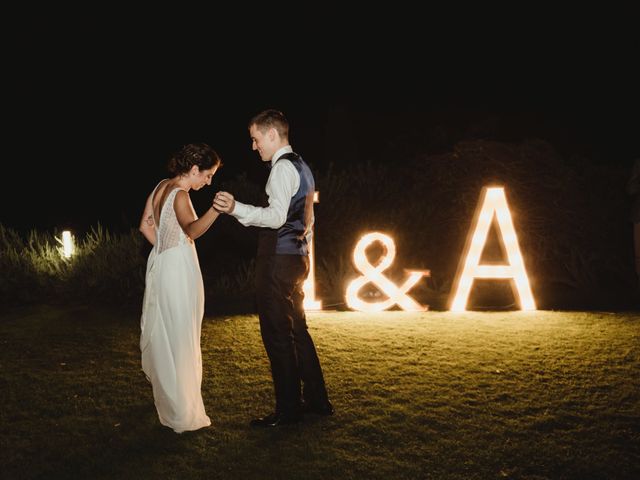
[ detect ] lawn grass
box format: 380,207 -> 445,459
1,306 -> 639,479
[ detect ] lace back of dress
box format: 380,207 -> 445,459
157,188 -> 186,254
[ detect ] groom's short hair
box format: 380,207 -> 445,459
249,109 -> 289,140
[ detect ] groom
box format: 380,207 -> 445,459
214,109 -> 333,427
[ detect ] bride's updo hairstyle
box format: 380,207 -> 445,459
167,143 -> 222,177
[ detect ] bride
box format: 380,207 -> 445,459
138,143 -> 222,433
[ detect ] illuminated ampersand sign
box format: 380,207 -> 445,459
346,232 -> 430,312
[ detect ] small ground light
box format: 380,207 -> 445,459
62,230 -> 74,258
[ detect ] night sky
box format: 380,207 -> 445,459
3,38 -> 639,234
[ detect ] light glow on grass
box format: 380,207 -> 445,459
449,187 -> 535,312
2,307 -> 638,479
346,232 -> 429,312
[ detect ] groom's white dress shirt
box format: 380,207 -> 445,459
231,146 -> 314,241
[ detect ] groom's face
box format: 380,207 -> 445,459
249,124 -> 276,162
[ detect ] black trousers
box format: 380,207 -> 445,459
255,254 -> 329,414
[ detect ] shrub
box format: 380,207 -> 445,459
1,139 -> 635,311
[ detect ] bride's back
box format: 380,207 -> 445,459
152,180 -> 187,253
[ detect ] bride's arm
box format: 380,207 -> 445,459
174,190 -> 220,240
139,191 -> 156,245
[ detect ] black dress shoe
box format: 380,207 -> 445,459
249,412 -> 302,428
301,400 -> 334,416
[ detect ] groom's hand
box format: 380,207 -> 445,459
213,191 -> 236,214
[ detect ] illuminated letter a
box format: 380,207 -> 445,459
449,187 -> 535,312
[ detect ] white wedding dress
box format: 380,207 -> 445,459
140,186 -> 211,433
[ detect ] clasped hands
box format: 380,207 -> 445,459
213,191 -> 235,214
